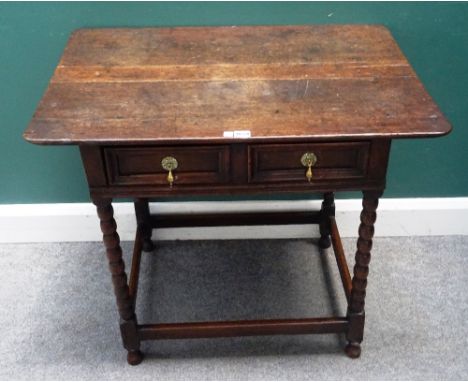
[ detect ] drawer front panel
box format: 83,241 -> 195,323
249,142 -> 370,183
105,145 -> 230,186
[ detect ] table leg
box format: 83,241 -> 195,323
93,198 -> 143,365
134,198 -> 154,252
319,192 -> 335,249
345,190 -> 382,358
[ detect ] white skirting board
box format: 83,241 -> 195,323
0,198 -> 467,243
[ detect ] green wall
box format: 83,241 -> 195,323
1,2 -> 467,203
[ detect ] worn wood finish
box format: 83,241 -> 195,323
24,26 -> 452,364
24,25 -> 450,145
55,26 -> 415,68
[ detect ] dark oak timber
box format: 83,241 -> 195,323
345,191 -> 382,358
134,198 -> 154,252
150,210 -> 321,228
138,317 -> 348,340
93,198 -> 143,365
24,25 -> 451,364
128,229 -> 143,304
330,216 -> 352,302
319,192 -> 335,249
24,26 -> 450,145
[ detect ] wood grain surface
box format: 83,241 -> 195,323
24,25 -> 451,145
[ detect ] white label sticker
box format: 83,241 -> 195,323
223,131 -> 234,138
233,130 -> 251,138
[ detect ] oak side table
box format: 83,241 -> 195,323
24,25 -> 451,365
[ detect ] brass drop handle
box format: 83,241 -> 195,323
161,156 -> 178,187
300,152 -> 317,182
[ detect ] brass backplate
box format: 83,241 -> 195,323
300,152 -> 317,167
161,156 -> 178,171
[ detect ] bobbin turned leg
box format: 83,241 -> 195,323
93,198 -> 143,365
345,190 -> 382,358
134,198 -> 154,252
318,192 -> 335,249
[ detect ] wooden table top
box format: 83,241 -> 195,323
24,25 -> 451,145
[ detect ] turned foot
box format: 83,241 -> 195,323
127,350 -> 144,365
344,342 -> 361,358
142,239 -> 154,252
318,235 -> 331,249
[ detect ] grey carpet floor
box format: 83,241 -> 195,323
0,236 -> 467,380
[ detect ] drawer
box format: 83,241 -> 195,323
104,145 -> 230,186
249,142 -> 370,183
